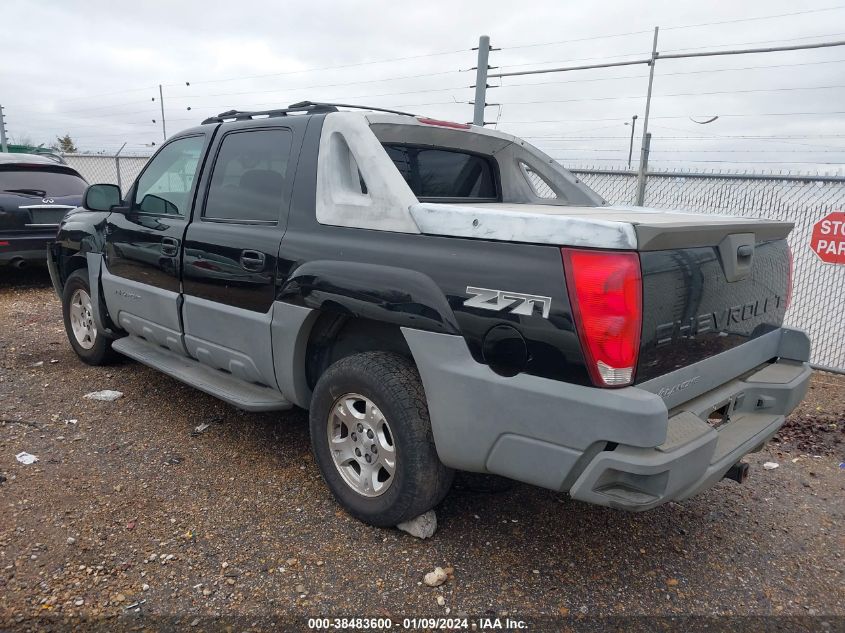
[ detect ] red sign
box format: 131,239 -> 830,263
811,211 -> 845,264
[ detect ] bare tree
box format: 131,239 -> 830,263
54,134 -> 77,153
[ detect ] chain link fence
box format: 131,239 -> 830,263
572,167 -> 845,372
60,154 -> 843,372
63,154 -> 149,194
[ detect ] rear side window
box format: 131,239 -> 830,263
0,167 -> 86,197
383,145 -> 497,200
204,129 -> 292,223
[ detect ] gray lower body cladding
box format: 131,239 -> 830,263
402,326 -> 811,511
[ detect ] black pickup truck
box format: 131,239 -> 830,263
48,102 -> 811,527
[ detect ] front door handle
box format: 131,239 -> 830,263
240,250 -> 266,271
161,237 -> 180,257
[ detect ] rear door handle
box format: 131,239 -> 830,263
240,250 -> 266,271
161,237 -> 180,257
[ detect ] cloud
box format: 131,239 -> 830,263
2,0 -> 843,171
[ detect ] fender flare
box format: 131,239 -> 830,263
84,252 -> 118,337
279,260 -> 461,336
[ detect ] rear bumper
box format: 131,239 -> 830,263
402,327 -> 811,511
0,234 -> 53,264
569,359 -> 810,510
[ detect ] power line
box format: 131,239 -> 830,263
662,5 -> 845,31
500,111 -> 845,123
175,74 -> 845,119
179,48 -> 471,87
525,134 -> 845,139
499,5 -> 845,51
660,31 -> 845,55
496,83 -> 845,106
3,85 -> 159,108
497,31 -> 845,72
546,147 -> 845,153
173,83 -> 468,106
171,70 -> 461,100
22,72 -> 465,119
12,6 -> 845,109
553,157 -> 845,164
503,29 -> 653,51
647,123 -> 845,152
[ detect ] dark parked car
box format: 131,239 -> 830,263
0,152 -> 87,269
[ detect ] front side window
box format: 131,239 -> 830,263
204,129 -> 292,223
384,145 -> 497,200
133,135 -> 204,216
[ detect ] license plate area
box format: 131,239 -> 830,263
30,208 -> 68,225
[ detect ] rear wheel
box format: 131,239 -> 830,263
310,351 -> 454,527
62,269 -> 116,365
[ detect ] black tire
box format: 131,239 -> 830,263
62,269 -> 117,366
309,351 -> 454,527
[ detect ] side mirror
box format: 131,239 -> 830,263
83,184 -> 122,212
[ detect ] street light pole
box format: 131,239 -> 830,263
635,26 -> 659,205
0,105 -> 8,153
158,84 -> 167,142
626,114 -> 638,169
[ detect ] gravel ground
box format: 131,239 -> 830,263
1,269 -> 843,631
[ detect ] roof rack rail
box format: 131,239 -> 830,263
287,101 -> 417,117
201,102 -> 338,124
201,101 -> 417,124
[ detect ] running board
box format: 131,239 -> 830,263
112,336 -> 292,412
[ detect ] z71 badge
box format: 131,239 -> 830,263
464,286 -> 552,319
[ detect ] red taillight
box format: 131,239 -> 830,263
786,244 -> 794,310
562,248 -> 642,387
0,241 -> 9,247
416,116 -> 471,130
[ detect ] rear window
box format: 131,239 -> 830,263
0,166 -> 86,197
383,144 -> 497,200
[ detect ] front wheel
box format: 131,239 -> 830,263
309,351 -> 454,527
62,269 -> 117,366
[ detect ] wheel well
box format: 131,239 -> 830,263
61,251 -> 88,285
305,315 -> 413,389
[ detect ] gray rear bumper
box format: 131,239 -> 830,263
402,327 -> 811,511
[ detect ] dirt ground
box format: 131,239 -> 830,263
1,268 -> 843,632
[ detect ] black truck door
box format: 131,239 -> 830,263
181,121 -> 302,388
101,133 -> 211,354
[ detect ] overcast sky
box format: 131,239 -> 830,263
2,0 -> 844,172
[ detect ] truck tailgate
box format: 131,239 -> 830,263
637,238 -> 791,383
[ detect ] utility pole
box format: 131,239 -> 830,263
158,84 -> 167,142
626,114 -> 638,169
0,105 -> 8,153
635,133 -> 652,205
472,35 -> 491,126
635,27 -> 659,205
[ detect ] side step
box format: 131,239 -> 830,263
112,336 -> 292,412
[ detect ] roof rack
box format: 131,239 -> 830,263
202,101 -> 416,124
